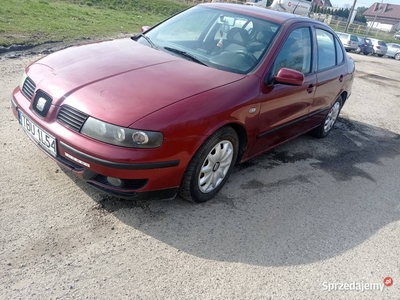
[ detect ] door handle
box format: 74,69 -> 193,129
339,75 -> 344,82
307,84 -> 315,94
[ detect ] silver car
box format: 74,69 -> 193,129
371,39 -> 388,57
386,43 -> 400,60
336,32 -> 359,52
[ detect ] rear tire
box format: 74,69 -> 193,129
179,127 -> 239,203
378,54 -> 384,57
311,96 -> 342,139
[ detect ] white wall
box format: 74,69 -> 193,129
367,22 -> 398,32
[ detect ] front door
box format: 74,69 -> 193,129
250,26 -> 316,158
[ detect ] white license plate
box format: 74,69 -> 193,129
18,110 -> 57,157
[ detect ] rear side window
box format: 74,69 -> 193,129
335,38 -> 344,64
316,29 -> 336,71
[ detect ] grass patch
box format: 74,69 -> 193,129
0,0 -> 190,46
4,1 -> 396,48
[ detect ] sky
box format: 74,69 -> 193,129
331,0 -> 400,8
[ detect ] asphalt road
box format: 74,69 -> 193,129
0,51 -> 399,299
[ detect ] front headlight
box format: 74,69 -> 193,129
19,71 -> 27,90
81,117 -> 163,148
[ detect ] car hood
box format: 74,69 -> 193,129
29,38 -> 245,127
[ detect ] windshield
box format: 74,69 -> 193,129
137,6 -> 280,74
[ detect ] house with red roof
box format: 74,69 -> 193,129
312,0 -> 332,7
363,2 -> 400,31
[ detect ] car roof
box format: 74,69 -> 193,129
200,3 -> 313,25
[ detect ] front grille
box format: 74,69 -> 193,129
93,175 -> 148,190
22,77 -> 36,100
57,105 -> 89,132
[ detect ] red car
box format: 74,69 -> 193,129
11,3 -> 355,203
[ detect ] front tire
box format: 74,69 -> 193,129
311,96 -> 342,138
395,53 -> 400,60
179,127 -> 239,203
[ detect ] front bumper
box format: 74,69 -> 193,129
11,89 -> 188,200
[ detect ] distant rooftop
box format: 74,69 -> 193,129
363,2 -> 400,25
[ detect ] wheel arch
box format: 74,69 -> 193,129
340,91 -> 348,105
227,122 -> 248,164
187,122 -> 249,168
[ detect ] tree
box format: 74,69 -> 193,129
355,6 -> 368,24
344,8 -> 350,18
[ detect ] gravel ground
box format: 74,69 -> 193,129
0,49 -> 399,300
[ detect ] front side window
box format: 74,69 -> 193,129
273,27 -> 312,75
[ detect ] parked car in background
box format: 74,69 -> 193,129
336,32 -> 359,52
244,0 -> 268,7
11,3 -> 355,203
356,37 -> 374,55
371,39 -> 388,57
394,30 -> 400,40
386,43 -> 400,60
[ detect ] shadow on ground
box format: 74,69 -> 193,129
65,117 -> 400,266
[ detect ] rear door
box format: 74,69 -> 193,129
308,27 -> 347,128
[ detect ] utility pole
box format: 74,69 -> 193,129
370,0 -> 384,31
344,0 -> 357,33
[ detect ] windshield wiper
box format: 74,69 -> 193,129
164,46 -> 208,67
131,33 -> 158,50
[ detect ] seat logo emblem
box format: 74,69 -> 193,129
36,97 -> 47,112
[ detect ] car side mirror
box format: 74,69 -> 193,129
273,68 -> 304,86
141,26 -> 151,33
